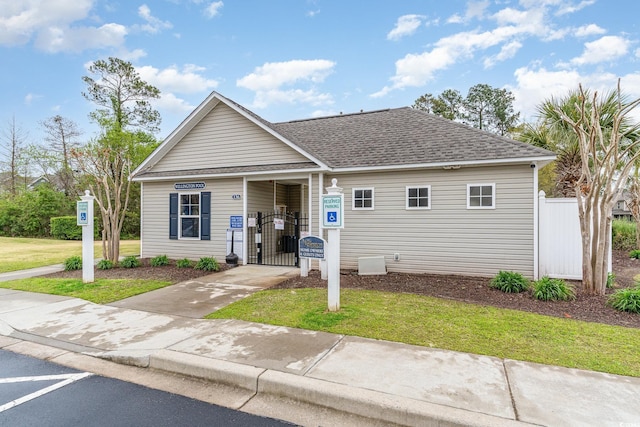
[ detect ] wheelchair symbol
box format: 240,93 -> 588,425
327,212 -> 337,223
80,213 -> 87,221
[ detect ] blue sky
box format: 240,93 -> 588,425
1,0 -> 640,144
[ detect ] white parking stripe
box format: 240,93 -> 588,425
0,372 -> 93,412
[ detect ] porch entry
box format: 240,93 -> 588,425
247,211 -> 308,267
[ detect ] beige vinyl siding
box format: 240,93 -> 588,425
327,164 -> 535,277
152,103 -> 309,173
140,178 -> 243,260
247,181 -> 274,213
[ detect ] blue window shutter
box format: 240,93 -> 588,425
201,191 -> 211,240
169,193 -> 178,239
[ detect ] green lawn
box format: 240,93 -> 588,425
207,288 -> 640,378
0,277 -> 171,304
0,237 -> 140,273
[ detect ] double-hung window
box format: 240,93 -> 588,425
353,188 -> 374,210
169,191 -> 211,240
467,184 -> 495,209
180,194 -> 200,238
406,186 -> 431,209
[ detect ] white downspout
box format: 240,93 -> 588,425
243,177 -> 248,265
319,172 -> 326,278
139,182 -> 144,258
533,163 -> 539,280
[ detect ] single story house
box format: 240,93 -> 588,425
131,92 -> 555,278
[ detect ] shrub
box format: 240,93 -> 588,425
120,256 -> 141,268
97,259 -> 114,270
195,256 -> 219,272
151,254 -> 170,267
533,277 -> 575,301
50,216 -> 101,240
176,258 -> 193,268
608,286 -> 640,314
613,220 -> 636,251
606,272 -> 616,289
489,271 -> 529,293
630,249 -> 640,259
64,256 -> 82,271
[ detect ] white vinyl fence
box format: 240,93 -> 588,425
538,191 -> 611,280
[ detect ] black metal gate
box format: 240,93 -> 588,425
247,211 -> 307,266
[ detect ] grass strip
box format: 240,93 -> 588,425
0,237 -> 140,273
0,278 -> 171,304
207,288 -> 640,377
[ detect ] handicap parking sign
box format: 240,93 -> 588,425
322,194 -> 343,228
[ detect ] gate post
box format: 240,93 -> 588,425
294,212 -> 300,267
257,211 -> 263,265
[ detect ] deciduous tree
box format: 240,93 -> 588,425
76,57 -> 160,263
555,83 -> 640,295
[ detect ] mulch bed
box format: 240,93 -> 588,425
44,252 -> 640,329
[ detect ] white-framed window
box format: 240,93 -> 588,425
179,193 -> 200,238
352,188 -> 374,210
467,183 -> 495,209
406,186 -> 431,209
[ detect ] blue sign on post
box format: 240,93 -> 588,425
230,215 -> 243,229
299,236 -> 326,260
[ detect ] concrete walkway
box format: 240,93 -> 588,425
1,265 -> 639,426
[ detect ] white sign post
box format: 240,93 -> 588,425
322,178 -> 344,312
77,190 -> 94,283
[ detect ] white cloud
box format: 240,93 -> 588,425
571,35 -> 630,66
237,59 -> 336,108
509,66 -> 640,122
555,0 -> 596,16
35,23 -> 128,53
447,14 -> 463,25
574,24 -> 605,37
135,4 -> 172,34
306,9 -> 320,17
152,92 -> 196,114
483,40 -> 522,68
373,22 -> 534,97
205,1 -> 224,19
0,0 -> 93,46
137,64 -> 218,94
446,0 -> 490,24
387,15 -> 425,41
24,93 -> 42,105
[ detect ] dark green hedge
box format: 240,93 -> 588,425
50,216 -> 100,240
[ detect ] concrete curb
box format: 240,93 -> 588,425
149,349 -> 265,392
258,370 -> 534,427
147,349 -> 535,427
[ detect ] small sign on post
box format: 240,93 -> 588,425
324,178 -> 343,312
299,236 -> 326,260
77,201 -> 89,226
77,190 -> 94,283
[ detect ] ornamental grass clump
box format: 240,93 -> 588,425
489,270 -> 530,293
195,256 -> 219,272
120,256 -> 141,268
64,256 -> 82,271
176,258 -> 193,268
608,286 -> 640,314
533,277 -> 575,301
97,259 -> 114,270
151,254 -> 169,267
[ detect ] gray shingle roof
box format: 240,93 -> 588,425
270,107 -> 555,169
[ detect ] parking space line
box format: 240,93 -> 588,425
0,372 -> 93,412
